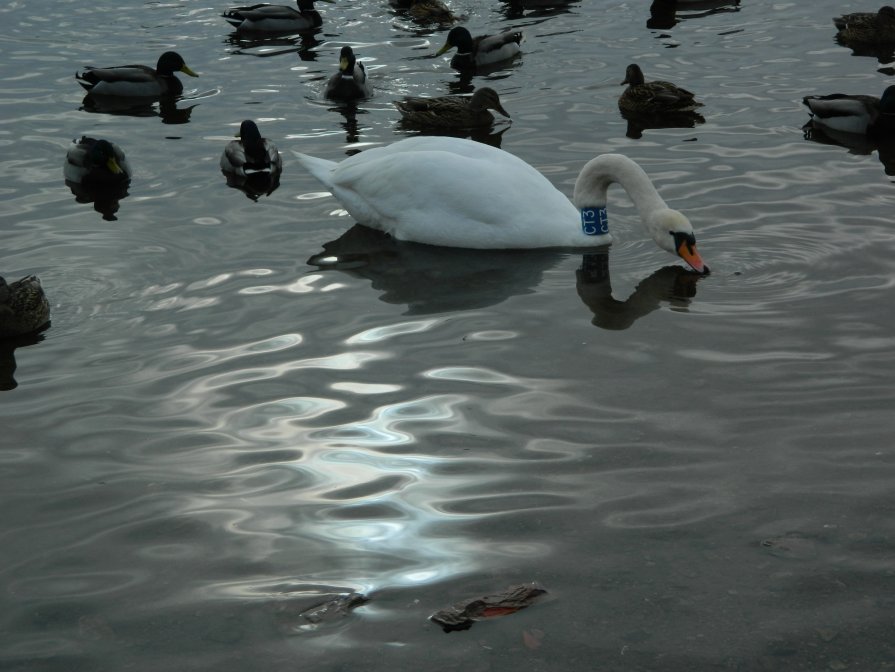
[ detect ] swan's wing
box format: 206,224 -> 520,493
295,138 -> 577,248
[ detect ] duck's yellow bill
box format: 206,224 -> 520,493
181,64 -> 199,77
106,157 -> 122,174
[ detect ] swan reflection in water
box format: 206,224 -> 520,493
802,122 -> 895,180
307,225 -> 705,327
575,253 -> 704,330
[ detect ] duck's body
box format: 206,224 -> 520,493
408,0 -> 459,25
803,86 -> 895,136
394,87 -> 510,128
833,6 -> 895,44
435,26 -> 524,70
0,276 -> 50,339
293,136 -> 707,271
619,64 -> 702,115
324,46 -> 373,100
222,0 -> 332,33
76,51 -> 198,98
64,136 -> 131,186
220,120 -> 283,177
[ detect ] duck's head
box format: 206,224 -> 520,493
297,0 -> 333,8
238,119 -> 262,141
648,208 -> 709,274
470,87 -> 510,117
436,27 -> 473,56
621,64 -> 645,86
339,45 -> 357,74
157,51 -> 199,78
89,139 -> 124,174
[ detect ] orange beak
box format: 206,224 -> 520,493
677,239 -> 709,274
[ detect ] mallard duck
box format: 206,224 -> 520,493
833,6 -> 895,44
408,0 -> 459,25
64,136 -> 131,186
222,0 -> 333,33
293,136 -> 708,272
394,87 -> 510,128
220,120 -> 283,176
435,26 -> 524,70
802,85 -> 895,136
618,63 -> 702,115
76,51 -> 198,98
0,276 -> 50,338
324,46 -> 373,101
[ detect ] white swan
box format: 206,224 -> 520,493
293,136 -> 708,273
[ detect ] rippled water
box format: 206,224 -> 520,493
3,0 -> 895,670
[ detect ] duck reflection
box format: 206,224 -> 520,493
81,93 -> 197,124
326,101 -> 367,145
802,121 -> 895,179
835,36 -> 895,64
621,108 -> 705,139
647,0 -> 740,28
576,253 -> 703,330
223,170 -> 282,201
498,0 -> 577,20
65,178 -> 130,221
0,330 -> 48,391
395,123 -> 508,148
224,30 -> 322,61
308,226 -> 704,326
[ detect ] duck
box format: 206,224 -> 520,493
324,46 -> 373,101
833,6 -> 895,44
618,64 -> 702,115
220,120 -> 283,177
394,87 -> 510,128
293,136 -> 708,272
407,0 -> 459,25
76,51 -> 198,98
222,0 -> 333,33
802,85 -> 895,136
64,136 -> 132,186
435,26 -> 524,70
0,276 -> 50,339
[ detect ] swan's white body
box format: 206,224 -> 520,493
294,136 -> 706,270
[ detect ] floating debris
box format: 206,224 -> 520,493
430,582 -> 547,633
300,592 -> 369,624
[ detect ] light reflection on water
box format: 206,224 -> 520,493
3,0 -> 895,669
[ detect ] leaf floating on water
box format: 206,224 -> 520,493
430,582 -> 547,633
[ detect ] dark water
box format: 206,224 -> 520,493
3,0 -> 895,670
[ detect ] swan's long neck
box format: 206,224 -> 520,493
572,153 -> 670,224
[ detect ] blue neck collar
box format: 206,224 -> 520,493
580,207 -> 608,236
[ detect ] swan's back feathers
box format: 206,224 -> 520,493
294,137 -> 581,248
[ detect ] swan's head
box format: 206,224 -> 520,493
648,208 -> 709,274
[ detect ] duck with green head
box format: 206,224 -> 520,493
324,46 -> 373,101
222,0 -> 334,33
435,26 -> 523,70
76,51 -> 198,98
803,85 -> 895,137
64,136 -> 131,186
